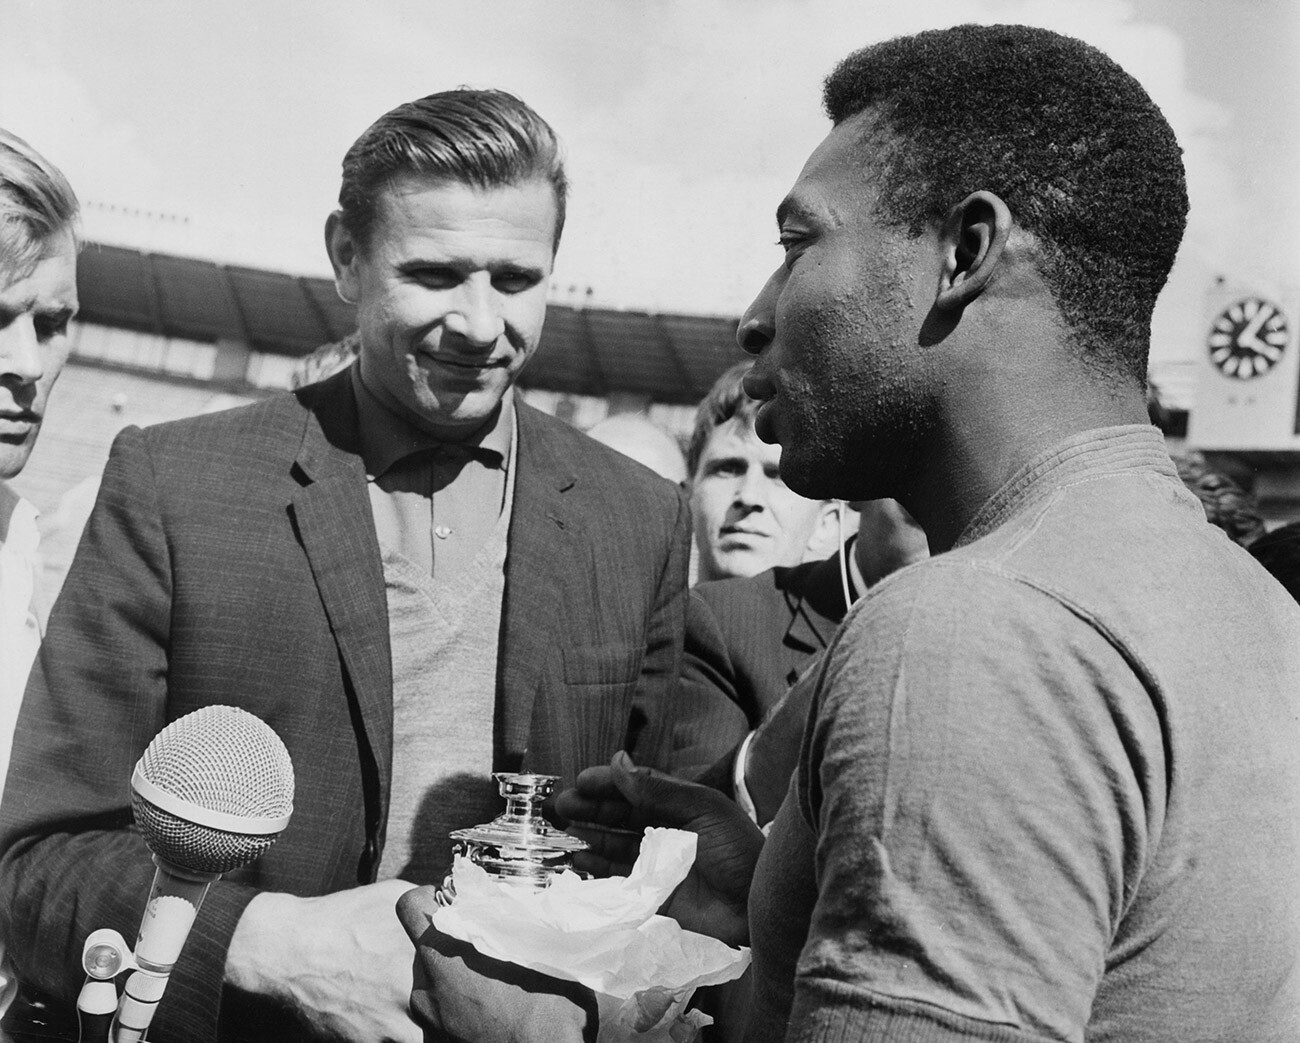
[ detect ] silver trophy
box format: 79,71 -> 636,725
438,772 -> 588,903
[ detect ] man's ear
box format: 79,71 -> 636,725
804,500 -> 849,564
934,191 -> 1012,313
324,211 -> 360,305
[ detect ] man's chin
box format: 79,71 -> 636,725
0,440 -> 34,482
711,547 -> 777,582
410,385 -> 509,434
776,453 -> 827,500
781,453 -> 874,504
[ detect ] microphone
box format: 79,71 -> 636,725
105,705 -> 294,1043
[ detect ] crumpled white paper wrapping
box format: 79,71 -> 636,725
430,827 -> 751,1042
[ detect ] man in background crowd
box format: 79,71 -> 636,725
687,360 -> 839,583
0,128 -> 79,1032
0,89 -> 711,1043
1171,450 -> 1266,545
674,498 -> 927,799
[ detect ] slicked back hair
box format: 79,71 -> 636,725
687,361 -> 762,479
823,24 -> 1188,386
338,88 -> 567,250
0,129 -> 79,278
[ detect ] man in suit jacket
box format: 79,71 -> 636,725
676,499 -> 927,819
0,89 -> 702,1043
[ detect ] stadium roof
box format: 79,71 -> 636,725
75,241 -> 745,405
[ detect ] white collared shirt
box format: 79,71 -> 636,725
0,480 -> 41,1020
0,481 -> 41,783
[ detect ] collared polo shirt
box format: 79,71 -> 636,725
351,366 -> 513,585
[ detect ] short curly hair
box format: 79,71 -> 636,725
338,88 -> 567,250
823,24 -> 1188,386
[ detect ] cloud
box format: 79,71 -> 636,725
0,55 -> 163,210
2,0 -> 1273,358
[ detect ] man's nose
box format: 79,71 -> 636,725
733,466 -> 769,508
0,316 -> 44,384
736,272 -> 778,355
444,277 -> 505,346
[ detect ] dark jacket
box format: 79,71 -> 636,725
674,552 -> 850,789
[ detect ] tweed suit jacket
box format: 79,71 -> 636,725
674,552 -> 850,790
0,367 -> 697,1043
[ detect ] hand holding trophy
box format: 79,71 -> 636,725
400,767 -> 750,1042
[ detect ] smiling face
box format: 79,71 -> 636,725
0,229 -> 78,480
328,174 -> 557,437
690,417 -> 830,582
737,112 -> 937,502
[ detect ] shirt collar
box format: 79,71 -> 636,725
350,363 -> 514,480
956,424 -> 1179,548
0,480 -> 39,555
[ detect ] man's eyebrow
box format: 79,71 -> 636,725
491,261 -> 549,278
396,257 -> 548,278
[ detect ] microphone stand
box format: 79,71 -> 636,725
75,930 -> 130,1043
74,855 -> 218,1043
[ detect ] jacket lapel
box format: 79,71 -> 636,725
498,402 -> 579,768
289,370 -> 393,821
784,550 -> 849,656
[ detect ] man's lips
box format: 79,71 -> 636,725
0,410 -> 40,433
741,370 -> 773,401
719,525 -> 770,541
752,397 -> 779,444
741,370 -> 780,442
422,353 -> 507,371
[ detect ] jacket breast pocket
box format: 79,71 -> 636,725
560,644 -> 642,769
561,643 -> 642,686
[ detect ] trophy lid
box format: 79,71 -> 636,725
449,772 -> 588,857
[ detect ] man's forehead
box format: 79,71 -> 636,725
380,172 -> 556,215
778,115 -> 890,229
368,173 -> 560,251
0,231 -> 79,308
704,417 -> 775,456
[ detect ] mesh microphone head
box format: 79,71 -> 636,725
131,705 -> 295,875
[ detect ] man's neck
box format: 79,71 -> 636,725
901,371 -> 1150,554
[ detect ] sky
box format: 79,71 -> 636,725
2,0 -> 1297,380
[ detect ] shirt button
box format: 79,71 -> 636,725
434,525 -> 453,539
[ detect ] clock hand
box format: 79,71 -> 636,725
1235,304 -> 1274,353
